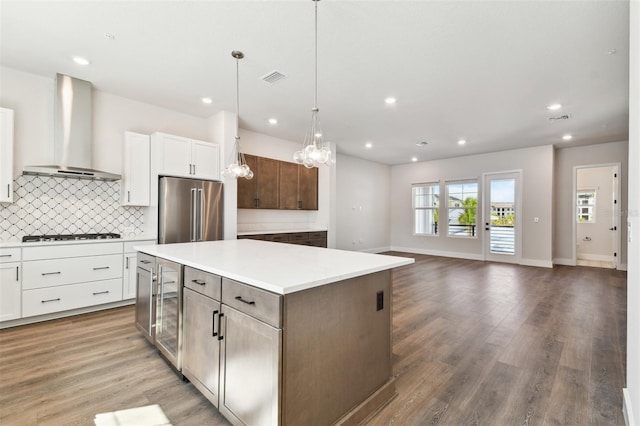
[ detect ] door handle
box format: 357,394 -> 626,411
197,188 -> 204,241
212,310 -> 219,337
190,188 -> 197,242
218,313 -> 224,340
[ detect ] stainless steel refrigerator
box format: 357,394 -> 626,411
158,176 -> 224,243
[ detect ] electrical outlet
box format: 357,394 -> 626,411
376,291 -> 384,311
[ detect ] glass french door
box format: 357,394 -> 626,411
483,172 -> 521,263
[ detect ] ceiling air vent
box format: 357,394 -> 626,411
548,114 -> 571,121
261,70 -> 287,84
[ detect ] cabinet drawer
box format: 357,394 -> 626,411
137,252 -> 156,270
184,266 -> 222,300
222,278 -> 282,328
264,234 -> 288,243
288,232 -> 309,241
0,247 -> 20,263
23,242 -> 122,261
23,254 -> 123,290
22,278 -> 123,317
309,231 -> 327,240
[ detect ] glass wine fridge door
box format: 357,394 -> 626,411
155,259 -> 183,370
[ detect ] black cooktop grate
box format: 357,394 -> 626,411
22,233 -> 121,243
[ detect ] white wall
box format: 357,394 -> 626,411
553,141 -> 628,267
390,145 -> 554,267
335,154 -> 391,253
236,128 -> 335,245
0,67 -> 212,177
625,1 -> 639,424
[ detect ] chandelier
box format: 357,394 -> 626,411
293,0 -> 332,168
223,50 -> 254,180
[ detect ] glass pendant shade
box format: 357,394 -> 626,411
294,0 -> 333,168
223,50 -> 253,180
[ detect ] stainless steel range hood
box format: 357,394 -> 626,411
23,74 -> 121,181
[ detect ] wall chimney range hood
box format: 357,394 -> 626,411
22,74 -> 121,181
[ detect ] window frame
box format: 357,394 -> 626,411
412,182 -> 440,236
576,189 -> 596,223
445,179 -> 479,239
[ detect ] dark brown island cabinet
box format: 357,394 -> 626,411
238,231 -> 327,248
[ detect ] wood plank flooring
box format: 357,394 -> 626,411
0,254 -> 627,425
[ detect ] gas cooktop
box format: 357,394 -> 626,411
22,233 -> 121,243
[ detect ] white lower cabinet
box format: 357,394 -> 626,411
0,263 -> 21,321
22,279 -> 122,317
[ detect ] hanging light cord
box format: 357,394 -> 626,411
314,0 -> 318,111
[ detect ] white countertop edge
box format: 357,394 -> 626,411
134,241 -> 414,295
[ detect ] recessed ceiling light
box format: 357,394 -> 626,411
365,142 -> 373,149
268,118 -> 278,125
458,139 -> 466,145
607,49 -> 617,55
72,56 -> 90,65
385,97 -> 397,105
201,97 -> 213,104
547,103 -> 562,111
411,157 -> 418,162
415,141 -> 428,147
562,134 -> 573,141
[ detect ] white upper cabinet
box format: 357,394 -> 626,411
0,108 -> 15,203
153,132 -> 220,181
121,131 -> 150,206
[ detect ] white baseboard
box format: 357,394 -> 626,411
520,258 -> 554,268
623,388 -> 635,426
578,253 -> 616,262
389,246 -> 484,261
553,257 -> 576,266
359,246 -> 392,254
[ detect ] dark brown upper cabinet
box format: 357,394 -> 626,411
237,155 -> 279,209
238,155 -> 318,211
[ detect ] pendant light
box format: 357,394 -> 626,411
223,50 -> 254,180
293,0 -> 332,168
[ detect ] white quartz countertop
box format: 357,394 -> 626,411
134,240 -> 414,295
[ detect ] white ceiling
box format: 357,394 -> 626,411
0,1 -> 630,165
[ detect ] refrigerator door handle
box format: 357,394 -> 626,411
190,188 -> 197,242
197,188 -> 204,241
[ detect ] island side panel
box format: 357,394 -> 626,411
282,270 -> 393,425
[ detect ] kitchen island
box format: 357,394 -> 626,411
136,239 -> 414,425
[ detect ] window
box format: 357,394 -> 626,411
446,180 -> 478,237
577,190 -> 596,223
412,183 -> 439,235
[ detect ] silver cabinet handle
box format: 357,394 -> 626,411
41,298 -> 61,303
16,266 -> 19,281
127,190 -> 131,202
93,266 -> 110,270
0,254 -> 12,258
193,164 -> 196,175
6,184 -> 9,198
139,260 -> 151,264
41,271 -> 61,276
93,291 -> 110,295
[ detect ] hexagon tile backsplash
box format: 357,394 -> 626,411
0,175 -> 144,242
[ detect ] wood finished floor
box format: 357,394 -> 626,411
0,254 -> 627,426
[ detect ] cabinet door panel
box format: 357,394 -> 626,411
0,108 -> 14,203
0,263 -> 20,321
237,155 -> 258,208
121,132 -> 150,206
161,135 -> 192,177
298,166 -> 318,210
220,306 -> 281,426
192,140 -> 220,180
123,253 -> 137,299
278,161 -> 299,210
183,288 -> 221,407
256,157 -> 279,209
